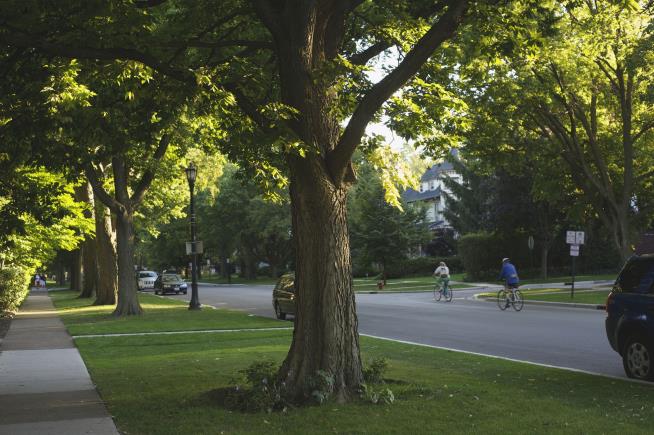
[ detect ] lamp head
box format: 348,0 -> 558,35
185,162 -> 197,184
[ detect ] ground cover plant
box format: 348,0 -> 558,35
57,292 -> 654,434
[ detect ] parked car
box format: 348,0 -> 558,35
606,254 -> 654,381
137,270 -> 158,290
154,273 -> 188,295
272,273 -> 296,320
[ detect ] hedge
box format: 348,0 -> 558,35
0,266 -> 31,314
458,232 -> 531,281
384,256 -> 462,279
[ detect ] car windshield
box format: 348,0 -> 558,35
162,274 -> 183,283
139,272 -> 156,278
276,275 -> 295,293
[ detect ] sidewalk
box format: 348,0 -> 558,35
0,287 -> 118,435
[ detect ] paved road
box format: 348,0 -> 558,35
159,283 -> 624,379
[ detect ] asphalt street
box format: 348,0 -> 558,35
159,283 -> 625,379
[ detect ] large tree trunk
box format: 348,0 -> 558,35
94,202 -> 117,305
79,183 -> 97,299
113,209 -> 142,316
279,158 -> 362,402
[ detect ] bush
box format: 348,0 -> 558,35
458,232 -> 530,281
363,357 -> 388,384
0,266 -> 31,315
384,256 -> 462,279
224,360 -> 286,413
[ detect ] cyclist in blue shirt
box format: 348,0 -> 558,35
499,258 -> 519,288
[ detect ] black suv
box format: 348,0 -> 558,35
606,254 -> 654,381
272,273 -> 295,320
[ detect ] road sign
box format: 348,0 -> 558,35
528,235 -> 534,250
570,244 -> 580,257
186,241 -> 204,255
566,230 -> 585,245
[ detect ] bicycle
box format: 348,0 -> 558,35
433,278 -> 453,302
497,285 -> 523,311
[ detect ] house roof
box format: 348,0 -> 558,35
403,186 -> 442,203
420,161 -> 455,182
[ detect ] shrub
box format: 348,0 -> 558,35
360,384 -> 395,405
0,266 -> 31,315
363,357 -> 388,384
384,256 -> 462,279
458,232 -> 530,281
224,360 -> 286,413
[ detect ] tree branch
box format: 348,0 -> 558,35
134,0 -> 167,8
329,0 -> 470,184
85,164 -> 122,215
130,134 -> 171,208
1,33 -> 196,84
348,41 -> 391,65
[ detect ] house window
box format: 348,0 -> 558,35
421,182 -> 428,192
430,180 -> 436,190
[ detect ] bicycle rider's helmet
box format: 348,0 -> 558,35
502,257 -> 510,263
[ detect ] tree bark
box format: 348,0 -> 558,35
279,156 -> 362,402
79,183 -> 97,298
94,201 -> 117,305
113,209 -> 142,315
539,245 -> 549,279
69,249 -> 82,292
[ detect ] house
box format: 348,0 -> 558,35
402,160 -> 461,232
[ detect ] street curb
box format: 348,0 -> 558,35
473,294 -> 605,310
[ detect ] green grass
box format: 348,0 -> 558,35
517,274 -> 616,285
73,330 -> 654,434
476,288 -> 611,305
50,291 -> 286,336
521,289 -> 611,305
353,275 -> 472,292
55,292 -> 654,434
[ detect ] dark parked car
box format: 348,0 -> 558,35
606,254 -> 654,381
154,273 -> 188,295
272,273 -> 295,320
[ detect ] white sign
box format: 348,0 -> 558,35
575,231 -> 585,245
566,230 -> 585,245
185,241 -> 204,255
570,244 -> 580,257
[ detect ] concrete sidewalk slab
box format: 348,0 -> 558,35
0,288 -> 119,435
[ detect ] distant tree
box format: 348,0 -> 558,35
349,163 -> 430,279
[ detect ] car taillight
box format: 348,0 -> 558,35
605,292 -> 615,315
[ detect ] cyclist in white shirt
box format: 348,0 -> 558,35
433,261 -> 450,298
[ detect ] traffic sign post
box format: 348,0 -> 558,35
566,231 -> 585,299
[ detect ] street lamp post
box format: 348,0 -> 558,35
186,162 -> 201,310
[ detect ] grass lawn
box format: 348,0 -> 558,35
50,291 -> 286,336
56,292 -> 654,434
475,288 -> 611,305
353,275 -> 471,293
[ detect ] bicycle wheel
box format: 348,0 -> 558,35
444,288 -> 453,302
434,284 -> 442,301
497,289 -> 508,310
512,290 -> 524,311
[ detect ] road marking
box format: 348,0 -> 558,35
359,333 -> 654,386
72,327 -> 293,339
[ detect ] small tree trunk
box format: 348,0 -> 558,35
95,202 -> 117,305
113,210 -> 142,316
539,245 -> 549,279
279,158 -> 363,402
70,249 -> 82,292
